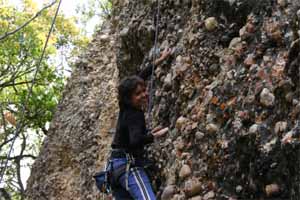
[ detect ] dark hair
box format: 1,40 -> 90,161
118,75 -> 145,110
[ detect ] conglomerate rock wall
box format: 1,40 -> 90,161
26,0 -> 300,199
26,24 -> 119,199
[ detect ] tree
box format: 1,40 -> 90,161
0,0 -> 90,199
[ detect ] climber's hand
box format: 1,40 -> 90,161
160,48 -> 172,60
151,125 -> 163,133
152,127 -> 169,138
154,48 -> 172,66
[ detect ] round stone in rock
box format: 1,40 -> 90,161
205,17 -> 218,31
172,194 -> 185,200
270,162 -> 277,168
244,54 -> 255,67
120,27 -> 129,37
179,164 -> 192,179
164,73 -> 172,87
229,37 -> 241,49
189,196 -> 202,200
285,92 -> 293,102
249,124 -> 259,134
174,136 -> 185,151
281,131 -> 293,144
184,179 -> 202,197
206,123 -> 219,133
260,88 -> 275,107
206,113 -> 215,123
239,26 -> 247,38
208,64 -> 219,74
293,100 -> 299,106
176,116 -> 188,129
236,185 -> 243,193
203,191 -> 215,200
265,183 -> 280,197
277,0 -> 286,7
195,131 -> 205,140
297,9 -> 300,20
274,121 -> 287,134
161,185 -> 176,200
293,103 -> 300,118
99,34 -> 110,41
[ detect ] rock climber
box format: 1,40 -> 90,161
110,48 -> 171,200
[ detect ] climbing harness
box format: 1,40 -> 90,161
0,0 -> 63,184
112,149 -> 135,191
93,156 -> 112,195
125,152 -> 135,190
94,149 -> 135,194
147,0 -> 161,128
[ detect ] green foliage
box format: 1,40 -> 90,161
0,2 -> 67,131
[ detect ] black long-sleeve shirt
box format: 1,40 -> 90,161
111,63 -> 154,158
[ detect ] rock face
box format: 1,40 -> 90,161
26,0 -> 300,199
26,24 -> 119,200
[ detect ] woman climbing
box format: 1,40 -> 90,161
110,48 -> 171,200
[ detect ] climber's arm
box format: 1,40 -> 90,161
138,48 -> 171,80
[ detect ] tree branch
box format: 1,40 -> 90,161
0,106 -> 8,133
0,136 -> 14,152
41,127 -> 48,135
0,154 -> 36,161
0,80 -> 44,88
15,133 -> 26,199
0,52 -> 31,89
0,0 -> 57,41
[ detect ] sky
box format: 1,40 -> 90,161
60,0 -> 100,36
9,0 -> 84,16
9,0 -> 99,36
9,0 -> 81,14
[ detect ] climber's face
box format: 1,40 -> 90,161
131,84 -> 148,110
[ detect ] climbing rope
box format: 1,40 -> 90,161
147,0 -> 160,128
0,0 -> 63,184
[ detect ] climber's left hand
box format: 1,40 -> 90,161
154,47 -> 172,66
152,127 -> 169,138
160,48 -> 172,60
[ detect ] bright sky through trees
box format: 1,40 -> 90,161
9,0 -> 100,36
